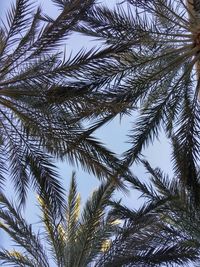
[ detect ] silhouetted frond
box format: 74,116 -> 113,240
0,174 -> 118,267
72,0 -> 200,166
0,0 -> 130,207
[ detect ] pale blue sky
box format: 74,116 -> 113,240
0,0 -> 172,259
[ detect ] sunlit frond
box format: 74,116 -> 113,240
0,173 -> 118,267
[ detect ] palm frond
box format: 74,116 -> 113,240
0,174 -> 118,267
71,0 -> 200,165
0,193 -> 50,267
66,172 -> 80,241
72,180 -> 115,266
0,250 -> 36,267
0,0 -> 133,206
106,150 -> 200,267
0,0 -> 33,57
95,219 -> 199,267
38,196 -> 66,267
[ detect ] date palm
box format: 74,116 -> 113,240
71,0 -> 200,170
0,171 -> 195,267
0,173 -> 119,267
0,0 -> 129,207
104,141 -> 200,266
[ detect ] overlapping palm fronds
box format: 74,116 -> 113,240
2,169 -> 197,267
0,0 -> 132,207
100,140 -> 200,266
0,173 -> 118,267
71,0 -> 200,168
95,220 -> 198,267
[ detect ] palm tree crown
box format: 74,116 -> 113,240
71,0 -> 200,170
1,169 -> 196,267
0,173 -> 118,267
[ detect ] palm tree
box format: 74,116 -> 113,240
0,171 -> 195,267
0,172 -> 119,267
0,0 -> 130,207
102,144 -> 200,266
71,0 -> 200,170
95,217 -> 198,267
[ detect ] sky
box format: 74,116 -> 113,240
0,0 -> 172,260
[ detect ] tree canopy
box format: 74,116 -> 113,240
1,0 -> 200,266
0,173 -> 117,267
0,0 -> 130,208
72,0 -> 200,172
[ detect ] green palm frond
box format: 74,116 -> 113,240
95,219 -> 199,267
0,193 -> 50,267
1,166 -> 200,267
171,82 -> 200,190
0,0 -> 33,57
0,0 -> 132,206
71,0 -> 200,166
104,146 -> 200,266
39,196 -> 66,266
0,250 -> 36,267
74,180 -> 115,266
0,173 -> 118,267
66,172 -> 80,241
